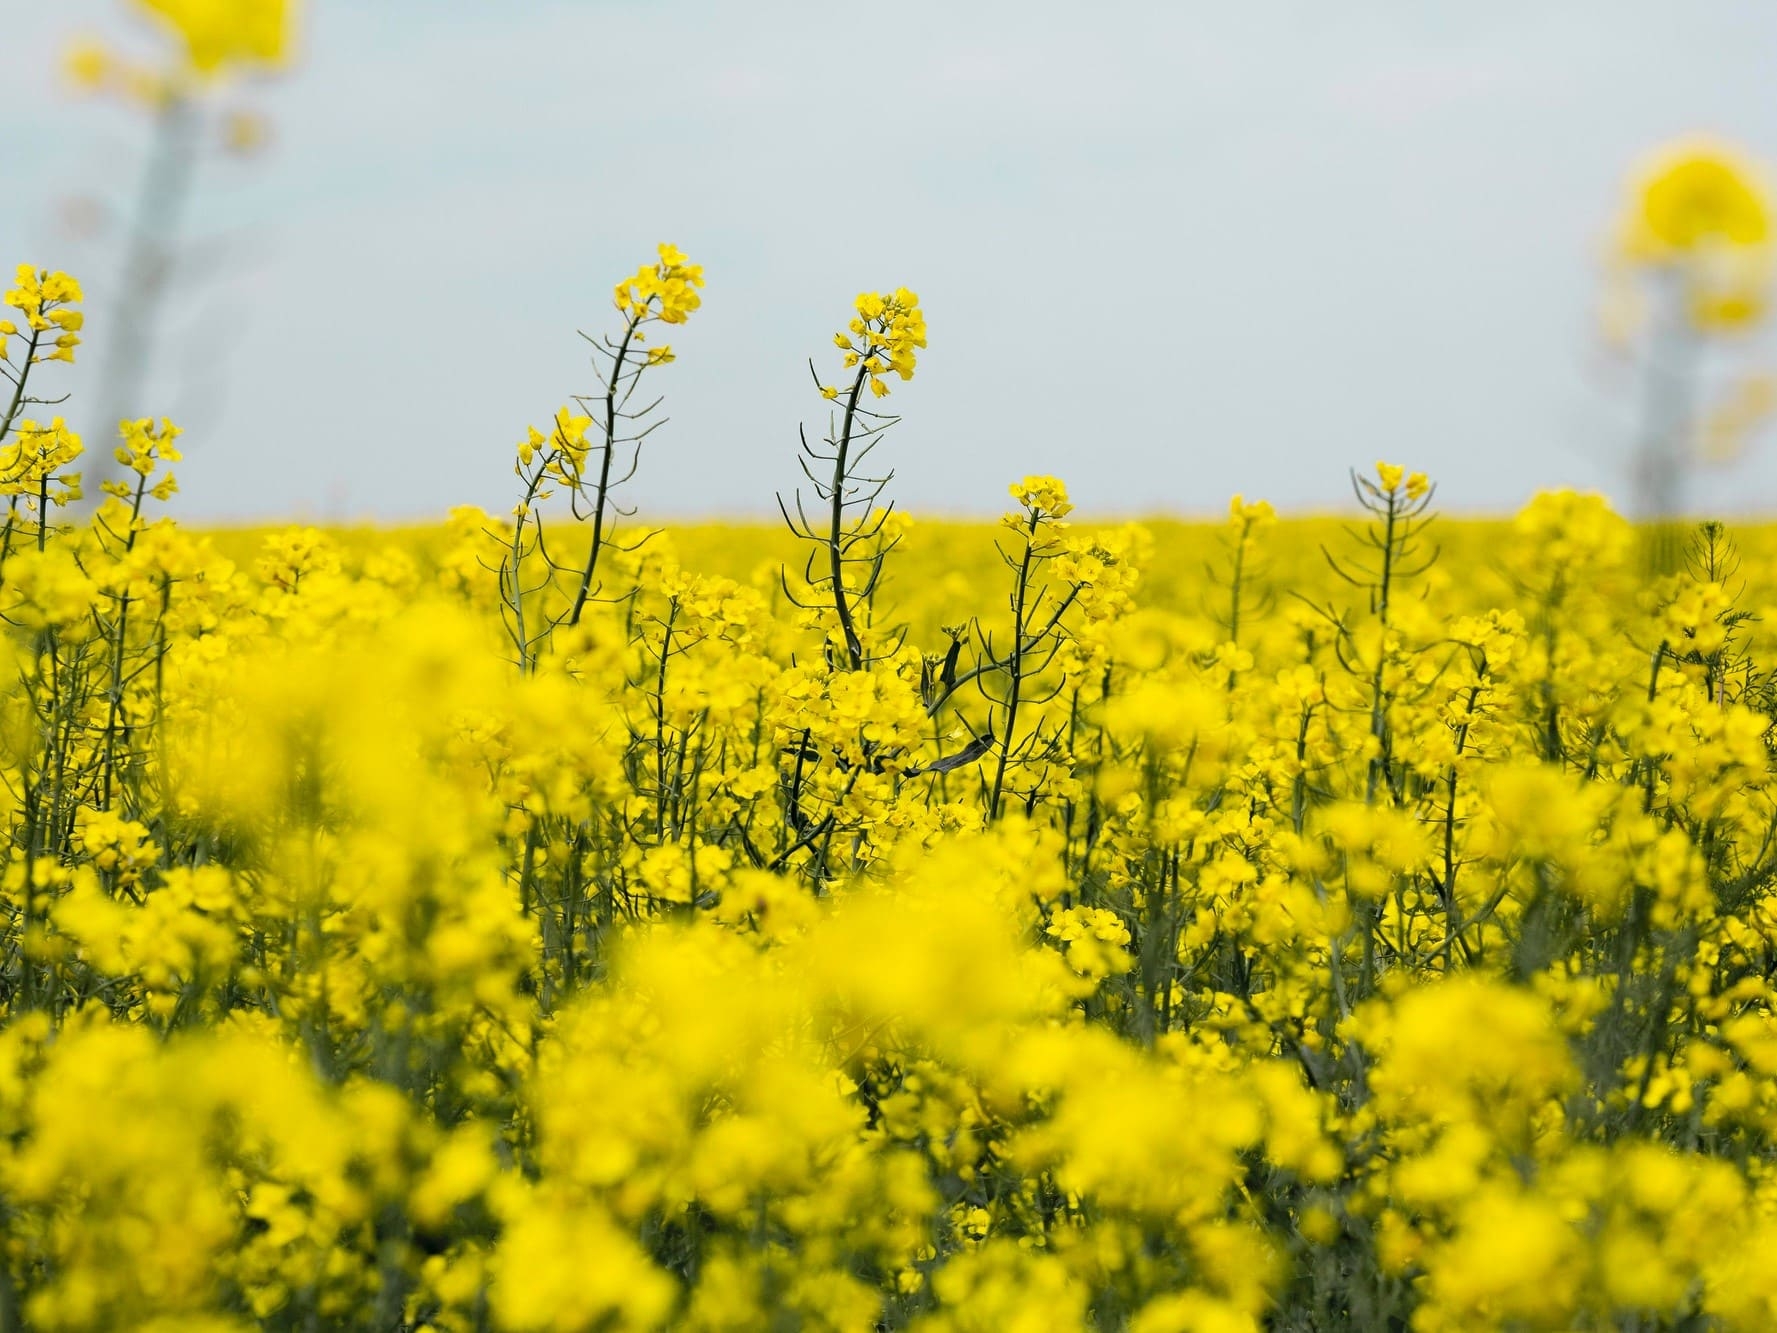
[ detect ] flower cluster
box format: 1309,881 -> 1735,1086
2,266 -> 83,367
1008,474 -> 1073,521
1612,136 -> 1775,333
67,0 -> 293,101
137,0 -> 293,75
613,242 -> 706,364
829,286 -> 927,399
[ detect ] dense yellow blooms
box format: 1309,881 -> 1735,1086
2,267 -> 83,367
8,247 -> 1777,1333
1009,475 -> 1073,521
614,242 -> 706,357
826,287 -> 927,399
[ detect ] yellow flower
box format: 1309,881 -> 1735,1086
64,39 -> 112,91
613,242 -> 705,326
1621,137 -> 1772,258
831,287 -> 925,397
134,0 -> 296,76
1613,138 -> 1776,332
1228,493 -> 1276,527
1008,474 -> 1073,520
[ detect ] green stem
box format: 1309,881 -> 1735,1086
988,513 -> 1040,821
568,314 -> 642,628
826,364 -> 872,671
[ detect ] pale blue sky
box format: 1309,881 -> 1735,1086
7,1 -> 1777,520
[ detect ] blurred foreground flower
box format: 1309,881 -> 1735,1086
1603,138 -> 1776,539
69,0 -> 295,100
136,0 -> 294,78
58,0 -> 301,497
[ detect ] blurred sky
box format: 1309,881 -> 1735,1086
7,0 -> 1777,521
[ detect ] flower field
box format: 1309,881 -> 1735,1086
9,230 -> 1777,1333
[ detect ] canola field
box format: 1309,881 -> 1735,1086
9,244 -> 1777,1333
